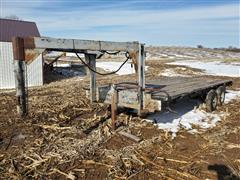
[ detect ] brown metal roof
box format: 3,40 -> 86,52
0,18 -> 40,42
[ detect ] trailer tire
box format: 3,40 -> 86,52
216,86 -> 225,106
206,90 -> 217,112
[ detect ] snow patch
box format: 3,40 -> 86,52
96,62 -> 148,75
45,51 -> 64,57
66,52 -> 84,57
160,69 -> 189,77
168,60 -> 240,77
225,90 -> 240,103
145,90 -> 240,138
160,67 -> 202,77
53,64 -> 71,68
52,60 -> 150,77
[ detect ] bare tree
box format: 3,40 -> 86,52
3,15 -> 22,20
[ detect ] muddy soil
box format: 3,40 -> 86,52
0,61 -> 239,179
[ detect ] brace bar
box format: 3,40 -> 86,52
23,37 -> 139,52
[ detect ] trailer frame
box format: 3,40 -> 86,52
12,36 -> 233,130
12,36 -> 145,118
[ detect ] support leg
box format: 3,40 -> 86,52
85,54 -> 97,103
12,37 -> 27,117
14,61 -> 27,117
137,44 -> 145,116
111,85 -> 118,130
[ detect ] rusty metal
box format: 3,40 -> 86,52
24,49 -> 43,64
12,37 -> 25,60
23,37 -> 36,49
111,85 -> 118,130
12,37 -> 41,65
23,37 -> 43,64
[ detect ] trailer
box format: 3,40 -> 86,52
86,76 -> 232,128
11,36 -> 233,130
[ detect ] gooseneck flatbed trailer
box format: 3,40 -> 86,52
11,36 -> 232,130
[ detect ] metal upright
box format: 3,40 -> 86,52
12,37 -> 27,117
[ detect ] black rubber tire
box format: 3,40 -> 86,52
206,90 -> 218,112
216,86 -> 225,106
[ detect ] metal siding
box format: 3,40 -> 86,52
0,18 -> 40,42
0,42 -> 15,88
0,42 -> 43,89
26,54 -> 43,87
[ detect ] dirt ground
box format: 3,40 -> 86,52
0,60 -> 239,179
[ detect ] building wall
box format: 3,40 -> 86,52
0,42 -> 43,89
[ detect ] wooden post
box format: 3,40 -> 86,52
85,53 -> 97,103
12,37 -> 27,117
137,44 -> 145,116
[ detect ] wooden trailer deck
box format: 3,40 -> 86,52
91,77 -> 232,113
145,77 -> 232,101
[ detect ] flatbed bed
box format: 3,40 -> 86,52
146,77 -> 232,101
88,76 -> 232,113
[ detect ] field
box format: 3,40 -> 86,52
0,47 -> 240,179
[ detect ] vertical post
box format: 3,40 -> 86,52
12,37 -> 27,117
111,85 -> 118,130
137,44 -> 145,116
85,53 -> 97,103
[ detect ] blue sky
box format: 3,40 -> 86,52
0,0 -> 239,47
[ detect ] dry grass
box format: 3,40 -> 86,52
0,60 -> 239,179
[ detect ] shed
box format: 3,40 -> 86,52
0,18 -> 43,89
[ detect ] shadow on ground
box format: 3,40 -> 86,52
147,97 -> 202,123
208,164 -> 240,180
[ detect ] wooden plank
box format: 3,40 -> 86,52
147,77 -> 194,86
150,78 -> 232,100
118,130 -> 142,142
148,77 -> 228,93
147,77 -> 208,99
118,77 -> 231,102
162,79 -> 213,93
162,79 -> 229,95
169,81 -> 231,98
